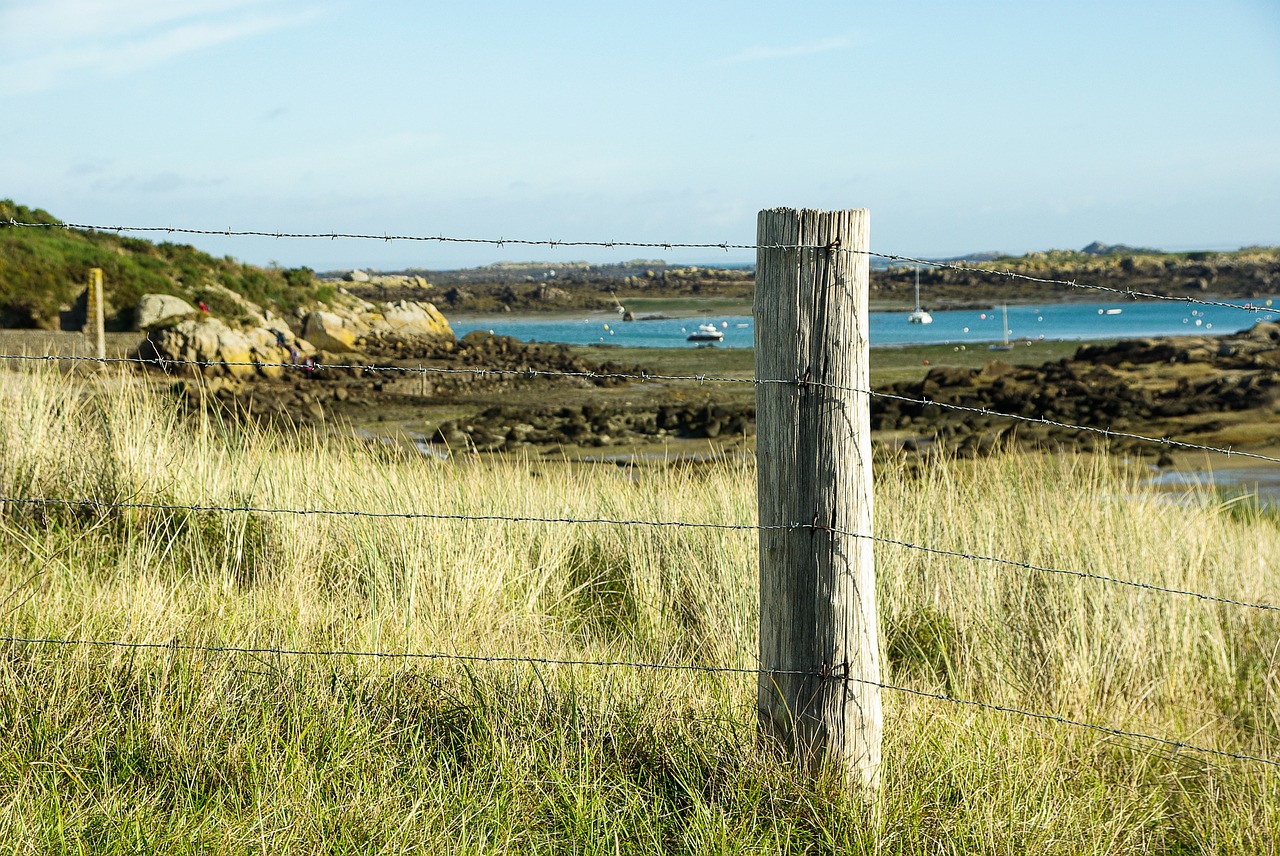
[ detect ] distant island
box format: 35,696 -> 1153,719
329,243 -> 1279,315
1,197 -> 1276,325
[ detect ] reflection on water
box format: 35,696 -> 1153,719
1145,466 -> 1280,505
353,428 -> 450,459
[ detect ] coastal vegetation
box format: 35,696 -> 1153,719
0,365 -> 1276,851
0,200 -> 325,330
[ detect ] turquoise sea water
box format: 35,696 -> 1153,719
450,296 -> 1280,500
452,298 -> 1278,349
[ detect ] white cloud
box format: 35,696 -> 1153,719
1,0 -> 269,42
0,0 -> 321,95
718,36 -> 851,65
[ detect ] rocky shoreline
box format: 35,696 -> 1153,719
139,312 -> 1280,465
98,270 -> 1280,464
873,322 -> 1280,460
394,328 -> 1280,460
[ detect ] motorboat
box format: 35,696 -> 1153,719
686,323 -> 724,342
907,269 -> 933,324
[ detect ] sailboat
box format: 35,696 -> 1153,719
907,269 -> 933,324
988,303 -> 1012,351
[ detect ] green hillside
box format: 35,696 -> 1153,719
0,200 -> 328,330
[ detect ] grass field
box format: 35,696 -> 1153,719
1,365 -> 1278,853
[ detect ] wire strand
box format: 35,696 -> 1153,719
871,249 -> 1276,314
0,495 -> 773,532
3,495 -> 1275,614
1,633 -> 1274,770
855,386 -> 1280,466
5,351 -> 1278,466
837,528 -> 1280,613
0,351 -> 757,386
5,218 -> 1274,315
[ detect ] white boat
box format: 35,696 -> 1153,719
908,269 -> 933,324
687,323 -> 724,342
988,304 -> 1012,351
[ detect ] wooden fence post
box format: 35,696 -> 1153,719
754,207 -> 882,790
85,267 -> 106,361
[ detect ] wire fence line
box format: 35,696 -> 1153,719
3,494 -> 1276,615
3,216 -> 1279,777
5,351 -> 1279,466
5,218 -> 1276,316
0,633 -> 1275,771
0,494 -> 772,533
829,527 -> 1280,614
846,385 -> 1280,466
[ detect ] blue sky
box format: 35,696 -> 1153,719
2,0 -> 1278,271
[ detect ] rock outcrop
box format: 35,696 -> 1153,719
301,299 -> 453,354
869,321 -> 1280,457
429,400 -> 752,453
301,310 -> 361,352
138,317 -> 314,379
198,282 -> 278,328
134,294 -> 197,330
420,323 -> 1280,456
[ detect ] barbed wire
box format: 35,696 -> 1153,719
1,219 -> 769,252
873,249 -> 1276,314
0,495 -> 773,533
0,351 -> 757,386
849,385 -> 1280,466
3,213 -> 1276,776
3,494 -> 1275,614
4,219 -> 1274,315
5,350 -> 1279,466
830,528 -> 1280,613
0,633 -> 1274,770
874,675 -> 1280,771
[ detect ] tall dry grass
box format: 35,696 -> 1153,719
0,365 -> 1276,853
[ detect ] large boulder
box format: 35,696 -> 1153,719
302,310 -> 364,352
300,300 -> 453,353
373,300 -> 453,339
141,317 -> 313,379
134,294 -> 197,330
